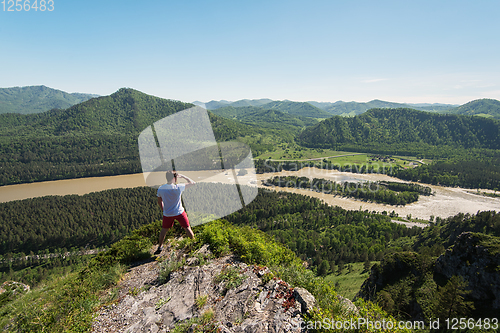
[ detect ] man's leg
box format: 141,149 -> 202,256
158,227 -> 169,247
184,226 -> 195,240
156,215 -> 175,254
177,212 -> 195,240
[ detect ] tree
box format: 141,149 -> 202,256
363,260 -> 372,273
317,260 -> 330,276
435,276 -> 475,318
337,261 -> 345,275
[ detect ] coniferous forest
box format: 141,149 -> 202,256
0,186 -> 418,286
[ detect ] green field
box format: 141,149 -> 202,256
254,144 -> 428,171
254,144 -> 350,160
324,261 -> 377,300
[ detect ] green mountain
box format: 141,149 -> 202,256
298,108 -> 500,152
308,100 -> 408,116
0,88 -> 263,139
446,98 -> 500,119
199,99 -> 331,118
308,99 -> 456,116
258,100 -> 331,118
200,98 -> 273,110
298,108 -> 500,189
209,105 -> 319,130
0,88 -> 275,186
200,98 -> 458,117
408,102 -> 458,112
0,85 -> 98,114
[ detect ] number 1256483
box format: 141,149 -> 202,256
2,0 -> 54,12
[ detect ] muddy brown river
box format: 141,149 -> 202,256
0,168 -> 498,221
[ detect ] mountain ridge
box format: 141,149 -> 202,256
0,85 -> 99,114
209,105 -> 319,130
0,88 -> 267,185
298,107 -> 500,152
197,98 -> 460,116
446,98 -> 500,119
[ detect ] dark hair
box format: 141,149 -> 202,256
166,171 -> 178,182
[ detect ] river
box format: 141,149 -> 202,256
0,168 -> 498,221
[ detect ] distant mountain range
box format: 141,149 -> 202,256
193,99 -> 274,110
2,87 -> 500,187
308,100 -> 457,116
196,98 -> 460,117
195,99 -> 332,118
2,85 -> 499,120
0,85 -> 99,114
208,106 -> 319,130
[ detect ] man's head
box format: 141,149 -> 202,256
166,171 -> 178,183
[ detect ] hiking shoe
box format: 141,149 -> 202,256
154,246 -> 163,255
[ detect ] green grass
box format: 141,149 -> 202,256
0,222 -> 156,332
475,113 -> 494,118
324,262 -> 378,300
255,144 -> 357,160
254,145 -> 428,170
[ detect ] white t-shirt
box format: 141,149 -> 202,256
157,183 -> 186,216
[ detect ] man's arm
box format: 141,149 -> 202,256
178,174 -> 196,189
157,196 -> 164,211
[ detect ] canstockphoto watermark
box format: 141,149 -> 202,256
284,318 -> 426,330
137,106 -> 258,226
283,317 -> 499,331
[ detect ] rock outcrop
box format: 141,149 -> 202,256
0,281 -> 30,295
92,242 -> 318,332
355,231 -> 500,321
435,232 -> 500,309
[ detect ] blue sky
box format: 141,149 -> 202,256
1,0 -> 499,104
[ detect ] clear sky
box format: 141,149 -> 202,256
1,0 -> 499,105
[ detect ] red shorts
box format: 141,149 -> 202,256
162,211 -> 190,229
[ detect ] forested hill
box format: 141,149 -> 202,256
259,100 -> 332,118
203,98 -> 456,116
0,85 -> 98,115
308,100 -> 411,116
201,98 -> 273,110
209,105 -> 319,130
298,108 -> 500,155
0,88 -> 265,185
445,98 -> 500,119
201,99 -> 331,118
0,88 -> 192,136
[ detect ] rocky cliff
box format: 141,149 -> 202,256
91,241 -> 343,333
355,231 -> 500,321
435,232 -> 500,310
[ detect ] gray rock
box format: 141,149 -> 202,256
293,288 -> 315,315
337,295 -> 359,315
92,249 -> 311,332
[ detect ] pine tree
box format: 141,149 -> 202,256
435,276 -> 475,318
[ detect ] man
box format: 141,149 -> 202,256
155,171 -> 196,254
